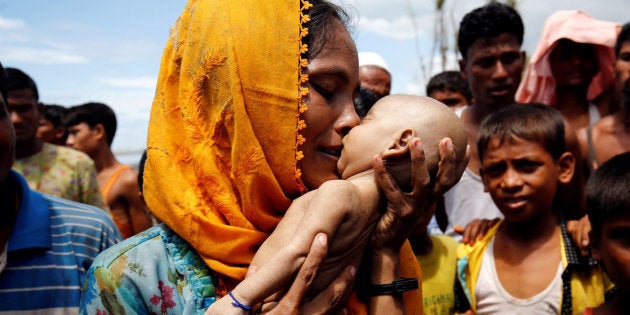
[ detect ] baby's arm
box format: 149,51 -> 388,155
206,180 -> 358,314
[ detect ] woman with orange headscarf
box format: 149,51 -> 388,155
79,0 -> 463,314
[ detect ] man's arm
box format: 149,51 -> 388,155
119,169 -> 153,234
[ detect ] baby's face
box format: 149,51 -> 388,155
337,103 -> 398,179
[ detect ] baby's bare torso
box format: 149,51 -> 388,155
254,177 -> 382,297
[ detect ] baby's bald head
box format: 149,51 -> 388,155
338,94 -> 467,188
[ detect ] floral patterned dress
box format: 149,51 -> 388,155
80,224 -> 218,315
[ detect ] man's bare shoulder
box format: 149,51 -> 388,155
108,165 -> 141,200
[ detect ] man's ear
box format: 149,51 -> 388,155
557,152 -> 575,184
93,123 -> 106,141
381,128 -> 414,159
54,126 -> 66,139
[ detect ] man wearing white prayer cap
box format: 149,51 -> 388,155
359,51 -> 392,98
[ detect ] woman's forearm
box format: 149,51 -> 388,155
367,251 -> 404,315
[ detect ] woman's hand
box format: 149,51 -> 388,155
258,233 -> 355,315
371,137 -> 468,254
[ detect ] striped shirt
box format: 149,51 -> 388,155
0,170 -> 122,314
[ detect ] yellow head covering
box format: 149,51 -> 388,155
145,0 -> 423,312
145,0 -> 308,280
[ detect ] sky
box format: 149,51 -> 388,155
1,0 -> 629,164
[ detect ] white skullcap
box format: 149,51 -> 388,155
358,52 -> 389,72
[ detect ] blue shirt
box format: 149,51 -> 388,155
0,170 -> 122,313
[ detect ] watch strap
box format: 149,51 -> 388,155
364,277 -> 419,296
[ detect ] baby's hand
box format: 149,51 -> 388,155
205,291 -> 252,315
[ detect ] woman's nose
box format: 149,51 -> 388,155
336,103 -> 360,137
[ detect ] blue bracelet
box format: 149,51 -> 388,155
228,291 -> 252,311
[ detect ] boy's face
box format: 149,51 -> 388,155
428,88 -> 468,110
592,212 -> 630,290
37,117 -> 64,144
66,122 -> 100,156
459,33 -> 524,110
480,136 -> 572,222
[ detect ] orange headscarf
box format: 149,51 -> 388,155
516,10 -> 619,105
145,0 -> 422,313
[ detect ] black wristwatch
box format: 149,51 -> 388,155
364,277 -> 419,296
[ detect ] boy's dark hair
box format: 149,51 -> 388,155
42,104 -> 67,127
426,71 -> 473,103
457,1 -> 524,58
5,67 -> 39,101
65,102 -> 117,146
587,152 -> 630,236
615,22 -> 630,58
303,0 -> 352,61
354,87 -> 379,117
477,103 -> 566,162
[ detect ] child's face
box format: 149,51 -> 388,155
480,136 -> 571,222
592,212 -> 630,291
428,88 -> 468,110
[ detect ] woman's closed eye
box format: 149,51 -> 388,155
310,82 -> 335,100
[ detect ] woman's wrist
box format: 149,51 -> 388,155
368,250 -> 400,284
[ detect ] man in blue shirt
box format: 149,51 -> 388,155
0,62 -> 122,313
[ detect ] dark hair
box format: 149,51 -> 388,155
587,152 -> 630,237
457,1 -> 524,58
5,67 -> 39,101
426,71 -> 473,103
354,87 -> 379,117
138,150 -> 148,194
477,103 -> 566,162
615,22 -> 630,58
0,63 -> 6,103
65,102 -> 117,146
303,0 -> 351,60
42,104 -> 67,127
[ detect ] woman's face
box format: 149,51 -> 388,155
300,18 -> 360,190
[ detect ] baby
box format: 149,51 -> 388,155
207,95 -> 468,314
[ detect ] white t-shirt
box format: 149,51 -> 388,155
475,238 -> 563,314
443,167 -> 503,241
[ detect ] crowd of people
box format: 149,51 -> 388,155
0,0 -> 629,314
